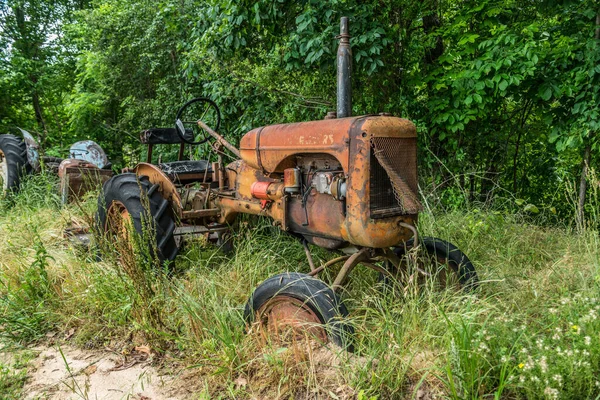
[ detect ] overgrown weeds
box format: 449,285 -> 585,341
1,173 -> 600,398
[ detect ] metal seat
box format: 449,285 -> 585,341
140,128 -> 193,145
159,160 -> 212,182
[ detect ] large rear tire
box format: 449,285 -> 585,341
0,134 -> 30,194
97,173 -> 178,267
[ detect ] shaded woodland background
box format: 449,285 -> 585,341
1,0 -> 599,223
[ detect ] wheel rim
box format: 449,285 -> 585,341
416,254 -> 459,289
106,200 -> 132,239
391,249 -> 461,289
257,295 -> 328,344
0,149 -> 7,191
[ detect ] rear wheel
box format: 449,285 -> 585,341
97,173 -> 178,267
0,134 -> 30,194
244,272 -> 353,350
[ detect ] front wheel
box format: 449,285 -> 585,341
97,173 -> 178,267
244,272 -> 354,350
388,236 -> 478,291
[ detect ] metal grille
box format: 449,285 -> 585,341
370,137 -> 422,217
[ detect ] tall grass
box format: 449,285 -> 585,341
0,171 -> 600,398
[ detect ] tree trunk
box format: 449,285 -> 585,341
31,84 -> 48,143
14,5 -> 48,143
577,143 -> 591,231
577,13 -> 600,231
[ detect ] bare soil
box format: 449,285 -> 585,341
22,345 -> 181,400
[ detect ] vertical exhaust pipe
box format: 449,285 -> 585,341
337,17 -> 352,118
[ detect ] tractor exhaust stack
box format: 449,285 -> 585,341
337,17 -> 352,118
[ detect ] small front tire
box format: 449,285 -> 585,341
244,272 -> 353,350
392,236 -> 478,290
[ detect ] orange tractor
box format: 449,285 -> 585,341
98,17 -> 478,349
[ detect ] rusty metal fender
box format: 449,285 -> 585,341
58,159 -> 113,204
133,163 -> 182,216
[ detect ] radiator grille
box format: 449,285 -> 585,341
369,137 -> 422,218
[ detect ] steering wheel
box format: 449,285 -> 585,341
175,97 -> 221,145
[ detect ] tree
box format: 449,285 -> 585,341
0,0 -> 87,148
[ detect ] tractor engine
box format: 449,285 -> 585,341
174,16 -> 421,251
216,115 -> 422,250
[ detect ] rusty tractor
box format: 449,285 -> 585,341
97,17 -> 478,349
0,129 -> 113,202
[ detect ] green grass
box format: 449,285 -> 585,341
1,173 -> 600,399
0,349 -> 35,400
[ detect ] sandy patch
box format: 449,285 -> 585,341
23,345 -> 180,400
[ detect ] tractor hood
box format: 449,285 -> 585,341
238,115 -> 416,174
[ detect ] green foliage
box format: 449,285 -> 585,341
2,0 -> 599,218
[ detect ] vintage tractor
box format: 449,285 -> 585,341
98,18 -> 478,349
0,128 -> 113,202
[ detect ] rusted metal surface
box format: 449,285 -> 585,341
196,120 -> 241,158
399,222 -> 418,248
302,241 -> 317,272
250,181 -> 271,200
227,159 -> 280,200
308,255 -> 350,277
341,116 -> 418,248
370,137 -> 421,215
181,208 -> 220,219
337,17 -> 352,118
283,168 -> 301,193
250,181 -> 284,201
173,225 -> 228,236
211,161 -> 220,185
17,128 -> 40,170
218,154 -> 225,190
133,162 -> 182,213
256,295 -> 327,344
287,192 -> 347,247
239,117 -> 354,173
217,115 -> 419,249
69,140 -> 109,169
58,159 -> 112,204
332,247 -> 370,290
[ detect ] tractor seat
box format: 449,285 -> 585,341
140,127 -> 193,145
159,160 -> 212,182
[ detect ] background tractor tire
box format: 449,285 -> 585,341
97,173 -> 178,266
244,272 -> 354,350
41,156 -> 64,173
0,134 -> 31,194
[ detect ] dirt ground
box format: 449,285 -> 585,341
21,345 -> 182,400
10,342 -> 441,399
